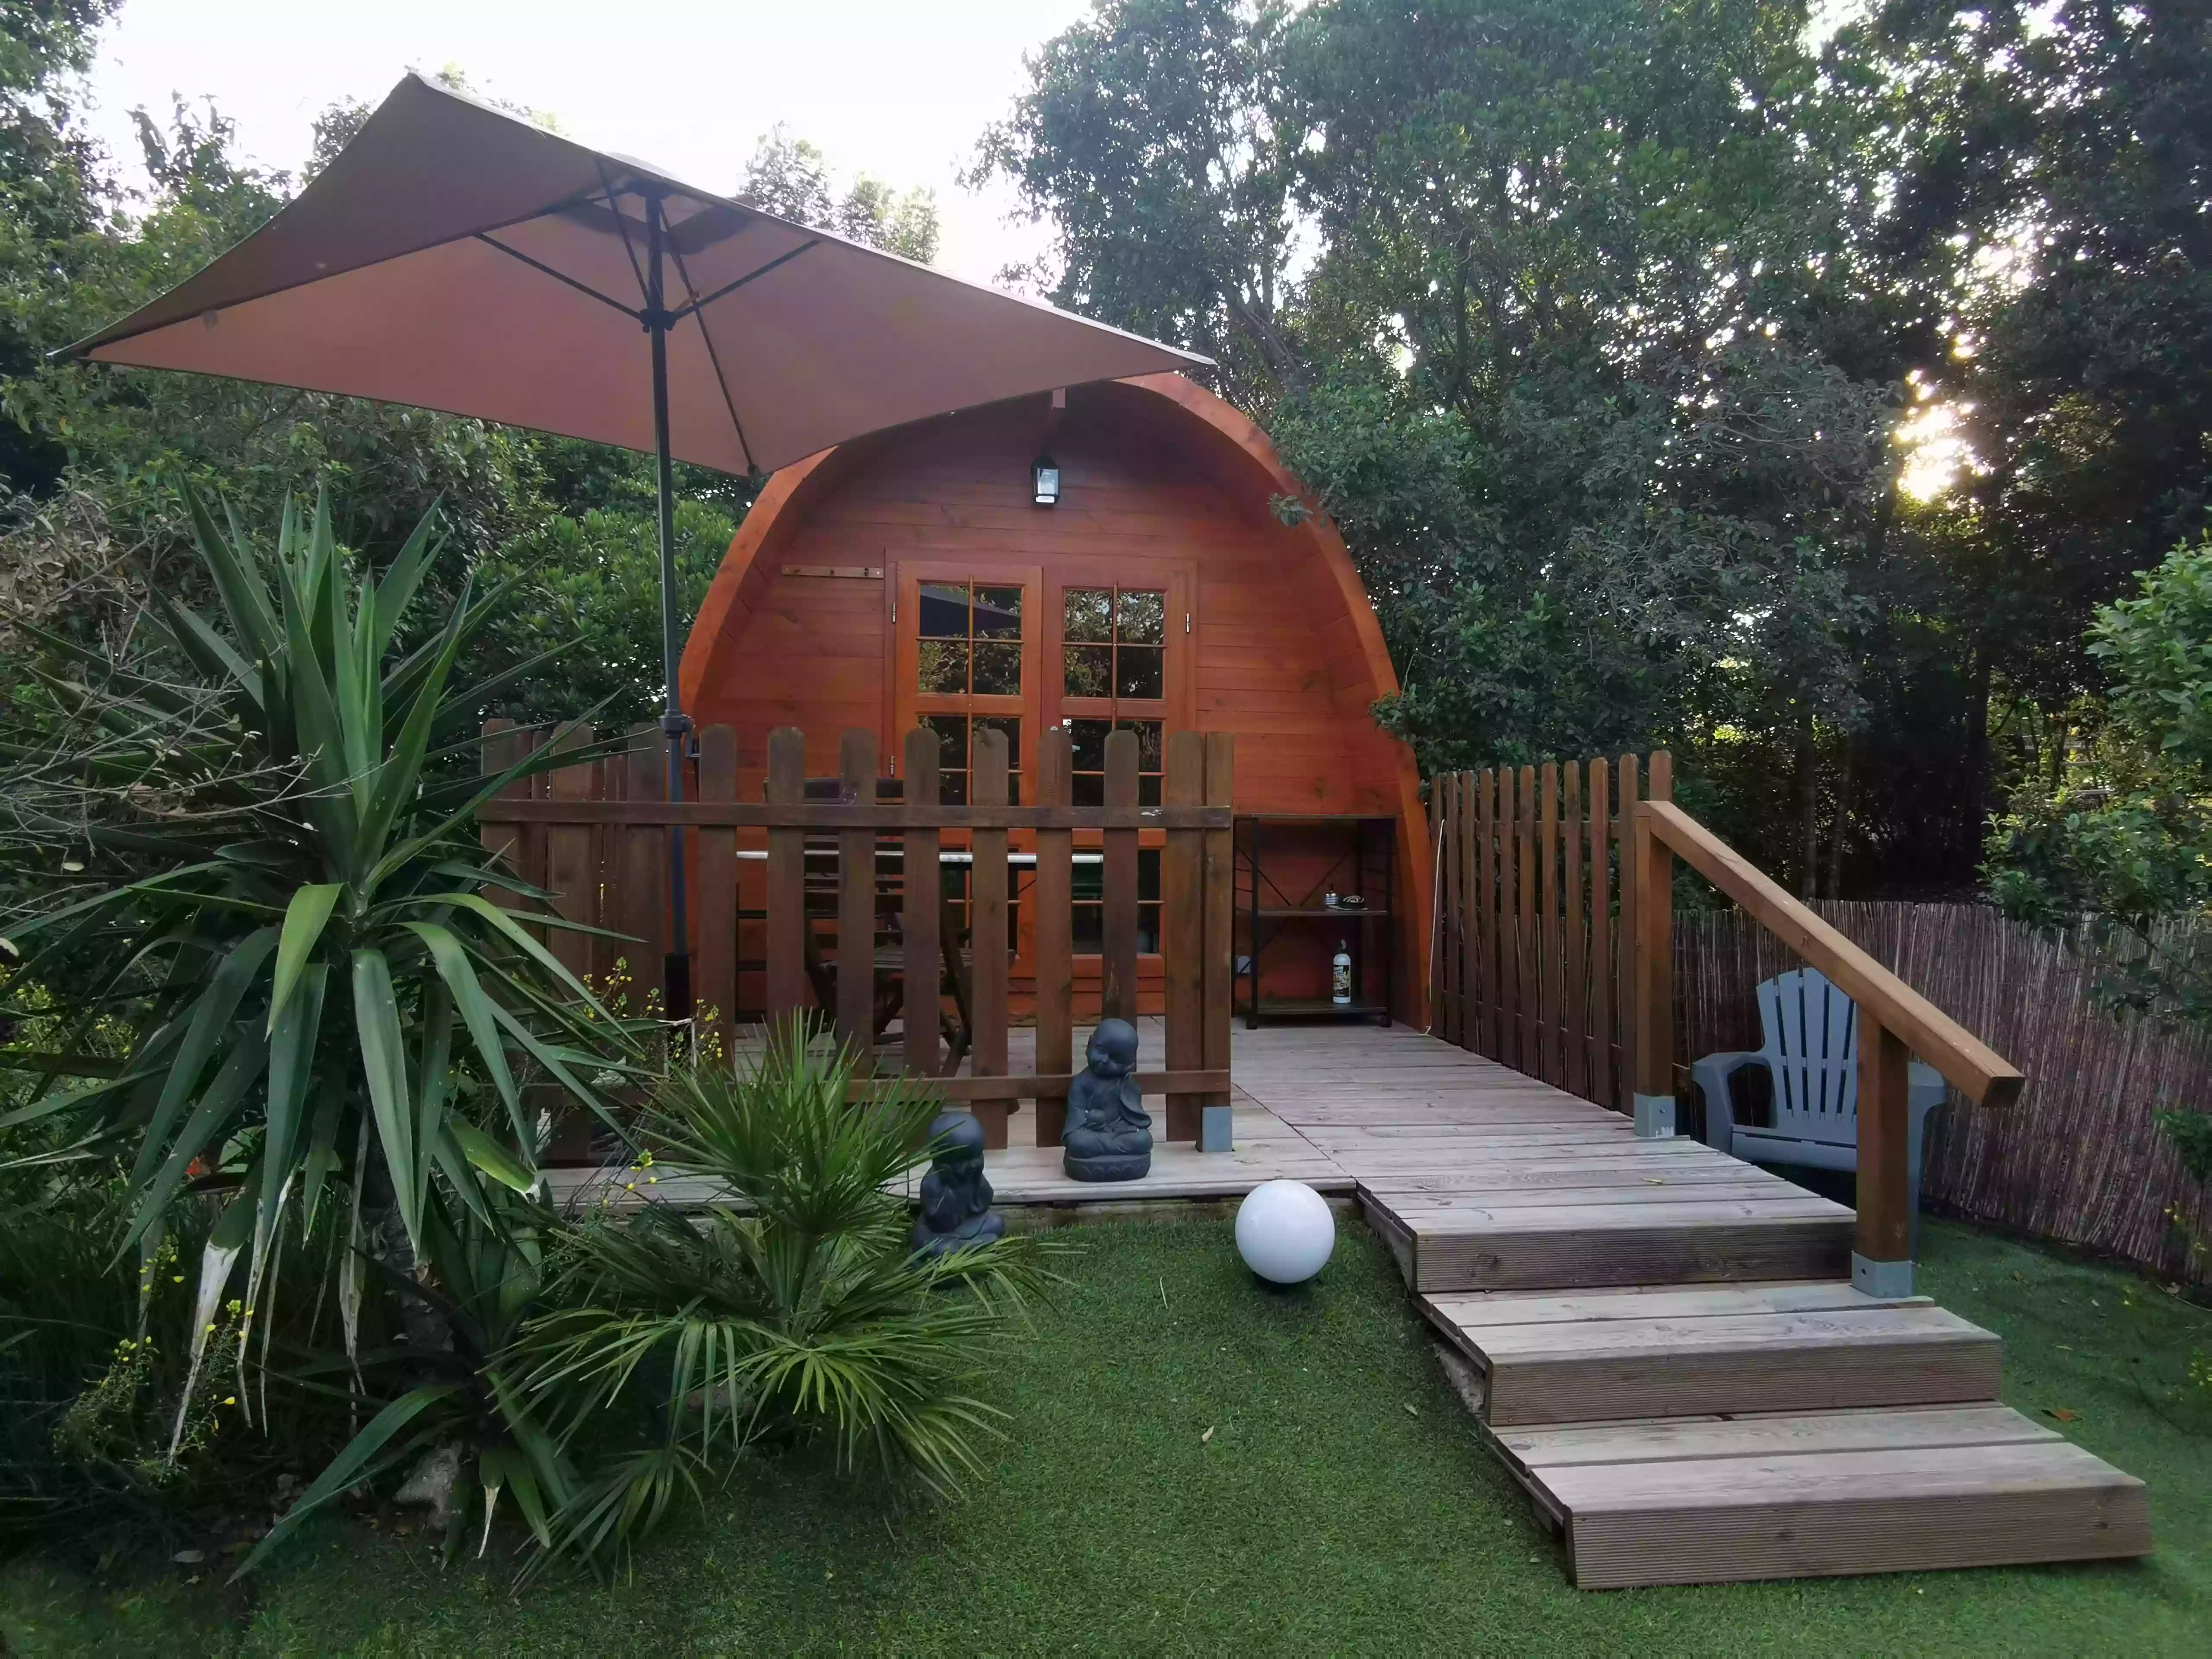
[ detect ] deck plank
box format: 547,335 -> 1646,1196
1494,1404 -> 2053,1470
1556,1441 -> 2152,1588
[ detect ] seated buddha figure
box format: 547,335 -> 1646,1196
909,1110 -> 1006,1258
1062,1017 -> 1153,1182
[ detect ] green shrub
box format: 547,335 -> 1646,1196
3,485 -> 645,1376
513,1025 -> 1048,1564
0,1169 -> 355,1556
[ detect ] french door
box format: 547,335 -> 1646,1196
890,555 -> 1195,984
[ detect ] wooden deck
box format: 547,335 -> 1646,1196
550,1019 -> 2152,1588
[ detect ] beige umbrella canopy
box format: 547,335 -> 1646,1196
76,71 -> 1205,473
73,70 -> 1209,1009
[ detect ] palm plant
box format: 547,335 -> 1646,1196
2,486 -> 640,1417
514,1024 -> 1046,1565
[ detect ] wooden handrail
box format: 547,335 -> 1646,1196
1640,799 -> 2023,1109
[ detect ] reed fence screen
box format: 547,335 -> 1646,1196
1676,902 -> 2212,1284
475,720 -> 1236,1150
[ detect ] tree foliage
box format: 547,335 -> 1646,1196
739,126 -> 941,264
979,0 -> 2212,896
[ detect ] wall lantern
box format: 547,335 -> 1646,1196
1033,454 -> 1061,507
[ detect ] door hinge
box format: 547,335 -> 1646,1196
1185,611 -> 1192,634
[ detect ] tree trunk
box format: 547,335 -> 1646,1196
1962,649 -> 1993,873
1794,710 -> 1819,901
1827,737 -> 1853,899
360,1143 -> 454,1358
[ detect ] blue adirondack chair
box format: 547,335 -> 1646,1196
1690,966 -> 1948,1222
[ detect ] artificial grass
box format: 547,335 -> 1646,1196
3,1214 -> 2208,1656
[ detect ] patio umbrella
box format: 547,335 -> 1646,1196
70,71 -> 1208,1011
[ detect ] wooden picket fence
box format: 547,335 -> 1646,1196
1429,753 -> 1673,1111
475,721 -> 1236,1149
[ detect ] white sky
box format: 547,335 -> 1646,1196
79,0 -> 1090,289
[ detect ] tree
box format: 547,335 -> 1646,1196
985,0 -> 2212,897
466,499 -> 736,729
5,95 -> 544,566
1833,1 -> 2212,875
0,0 -> 118,496
971,0 -> 1300,410
1985,528 -> 2212,1199
988,1 -> 1898,882
738,127 -> 940,264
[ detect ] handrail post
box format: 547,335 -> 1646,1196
1631,751 -> 1674,1137
1855,1016 -> 1915,1296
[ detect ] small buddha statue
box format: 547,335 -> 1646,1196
910,1110 -> 1006,1258
1062,1017 -> 1152,1182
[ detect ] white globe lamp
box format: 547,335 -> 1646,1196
1235,1180 -> 1336,1285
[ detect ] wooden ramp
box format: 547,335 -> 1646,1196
1230,1024 -> 2154,1590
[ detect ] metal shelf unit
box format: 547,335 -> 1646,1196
1235,814 -> 1395,1028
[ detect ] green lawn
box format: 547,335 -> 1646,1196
4,1213 -> 2209,1656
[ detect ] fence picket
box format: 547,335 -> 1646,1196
1440,772 -> 1462,1045
1034,728 -> 1075,1144
970,726 -> 1011,1147
835,729 -> 879,1061
1516,766 -> 1537,1069
902,726 -> 942,1083
1165,730 -> 1206,1140
1448,773 -> 1468,1053
546,723 -> 597,982
481,719 -> 523,902
1474,773 -> 1488,1055
1202,733 -> 1237,1126
765,728 -> 807,1019
1587,757 -> 1612,1108
1496,768 -> 1518,1070
694,725 -> 736,1048
1563,759 -> 1586,1099
1101,729 -> 1140,1023
1540,763 -> 1561,1085
1615,752 -> 1640,1112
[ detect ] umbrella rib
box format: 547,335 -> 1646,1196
594,158 -> 653,308
669,241 -> 823,324
69,185 -> 631,358
666,239 -> 757,474
472,233 -> 642,321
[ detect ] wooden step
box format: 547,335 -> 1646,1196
1491,1406 -> 2152,1588
1398,1195 -> 1854,1293
1423,1282 -> 2002,1425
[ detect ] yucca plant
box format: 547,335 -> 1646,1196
512,1023 -> 1046,1567
2,485 -> 641,1423
232,1176 -> 584,1577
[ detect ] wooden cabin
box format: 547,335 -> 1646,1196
677,371 -> 1431,1025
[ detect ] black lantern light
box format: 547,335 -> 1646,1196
1032,454 -> 1061,507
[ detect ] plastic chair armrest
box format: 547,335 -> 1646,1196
1688,1051 -> 1760,1155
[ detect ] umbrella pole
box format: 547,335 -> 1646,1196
646,191 -> 693,1022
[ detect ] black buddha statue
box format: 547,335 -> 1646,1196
910,1110 -> 1006,1258
1062,1017 -> 1152,1181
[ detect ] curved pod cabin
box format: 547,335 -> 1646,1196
680,372 -> 1431,1025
